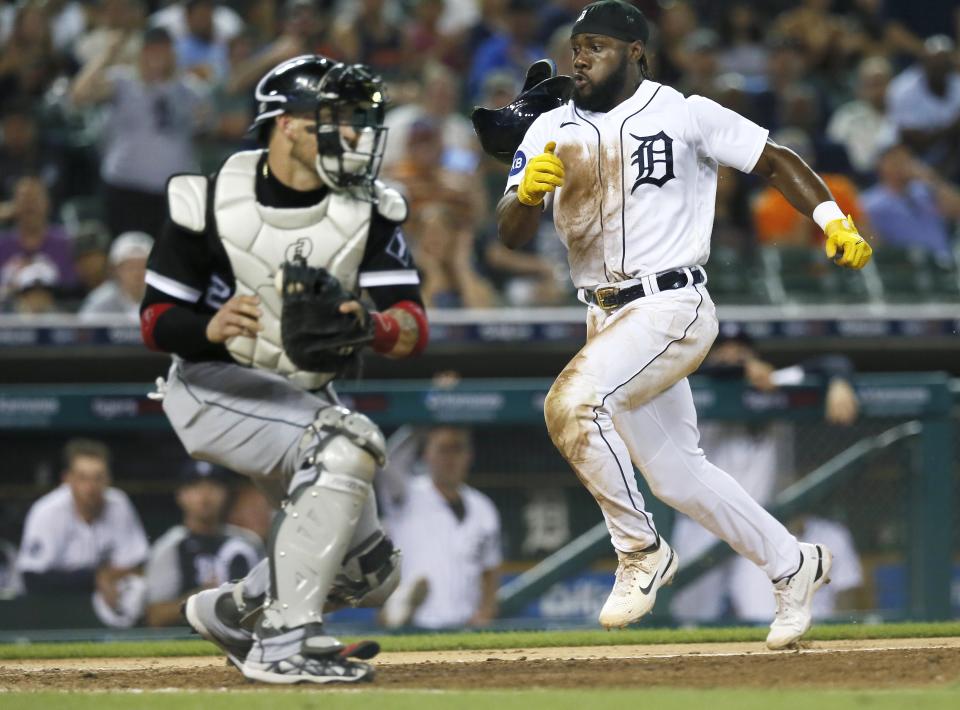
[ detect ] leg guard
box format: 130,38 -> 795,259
328,531 -> 401,610
260,406 -> 386,632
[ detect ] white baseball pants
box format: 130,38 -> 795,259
543,283 -> 801,581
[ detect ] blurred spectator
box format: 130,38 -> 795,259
716,3 -> 768,81
649,0 -> 697,87
71,220 -> 112,296
886,35 -> 960,179
382,62 -> 477,170
0,100 -> 63,204
73,0 -> 147,68
826,57 -> 897,176
4,259 -> 60,314
384,116 -> 483,222
143,461 -> 263,627
402,0 -> 459,74
861,143 -> 960,260
0,1 -> 65,110
197,31 -> 258,171
16,439 -> 149,617
0,177 -> 77,300
175,0 -> 229,82
671,333 -> 863,624
481,219 -> 568,306
226,482 -> 275,544
332,0 -> 405,75
380,425 -> 502,629
150,0 -> 243,45
79,230 -> 152,318
0,538 -> 22,598
70,26 -> 211,240
537,0 -> 591,47
410,202 -> 496,308
711,166 -> 754,255
468,0 -> 544,101
753,129 -> 865,247
677,28 -> 720,99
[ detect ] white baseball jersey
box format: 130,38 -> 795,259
505,81 -> 768,287
17,484 -> 149,574
383,475 -> 501,629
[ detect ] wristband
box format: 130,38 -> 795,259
812,201 -> 845,232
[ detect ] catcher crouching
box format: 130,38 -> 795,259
139,55 -> 428,684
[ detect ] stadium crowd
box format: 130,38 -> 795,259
0,0 -> 958,314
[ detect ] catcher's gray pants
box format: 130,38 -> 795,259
161,356 -> 381,539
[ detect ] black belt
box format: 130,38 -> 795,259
584,267 -> 705,311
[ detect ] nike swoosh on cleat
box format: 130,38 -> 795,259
638,550 -> 674,594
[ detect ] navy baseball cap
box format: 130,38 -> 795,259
571,0 -> 650,44
179,460 -> 235,486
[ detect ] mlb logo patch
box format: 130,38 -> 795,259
509,151 -> 527,176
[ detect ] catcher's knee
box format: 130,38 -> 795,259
293,406 -> 386,492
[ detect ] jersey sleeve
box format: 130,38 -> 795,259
16,503 -> 61,574
503,112 -> 556,195
145,531 -> 183,604
110,492 -> 150,569
357,212 -> 423,311
687,95 -> 769,173
144,218 -> 214,307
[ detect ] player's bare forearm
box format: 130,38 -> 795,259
496,189 -> 541,249
751,139 -> 832,218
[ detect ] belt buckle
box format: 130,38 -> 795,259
594,286 -> 620,311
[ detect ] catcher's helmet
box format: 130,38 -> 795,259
250,54 -> 388,197
471,59 -> 574,165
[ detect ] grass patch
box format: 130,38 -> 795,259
1,688 -> 959,710
1,621 -> 958,661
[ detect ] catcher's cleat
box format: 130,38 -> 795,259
598,539 -> 678,629
183,584 -> 254,670
766,543 -> 833,650
241,625 -> 374,685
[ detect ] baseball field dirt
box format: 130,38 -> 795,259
3,637 -> 959,692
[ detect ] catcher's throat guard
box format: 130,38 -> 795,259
471,59 -> 574,165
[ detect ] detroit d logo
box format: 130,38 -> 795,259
630,131 -> 675,192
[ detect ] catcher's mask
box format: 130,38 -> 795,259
250,55 -> 388,197
471,59 -> 574,165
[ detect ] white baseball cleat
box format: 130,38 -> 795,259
598,539 -> 678,629
766,542 -> 833,650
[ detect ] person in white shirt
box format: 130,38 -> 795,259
492,0 -> 872,650
79,231 -> 153,319
17,438 -> 149,616
886,35 -> 960,177
380,425 -> 502,629
826,56 -> 897,175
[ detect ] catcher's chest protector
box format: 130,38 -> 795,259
215,150 -> 372,389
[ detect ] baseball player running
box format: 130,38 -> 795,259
140,55 -> 428,683
494,1 -> 872,649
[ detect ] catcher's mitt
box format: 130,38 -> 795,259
279,258 -> 373,373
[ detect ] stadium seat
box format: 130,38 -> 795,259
706,246 -> 772,305
761,246 -> 873,305
871,248 -> 960,302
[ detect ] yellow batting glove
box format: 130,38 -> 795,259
516,141 -> 564,206
824,215 -> 872,270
